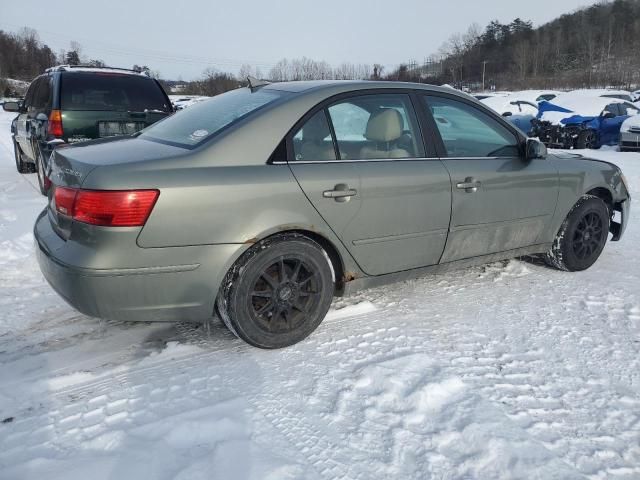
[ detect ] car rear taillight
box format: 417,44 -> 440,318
48,110 -> 64,138
54,187 -> 159,227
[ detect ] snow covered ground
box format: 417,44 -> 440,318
0,109 -> 639,479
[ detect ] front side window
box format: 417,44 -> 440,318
292,110 -> 336,161
25,78 -> 41,111
141,87 -> 286,148
327,94 -> 424,160
424,96 -> 520,158
603,104 -> 621,117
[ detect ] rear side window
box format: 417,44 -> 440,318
424,96 -> 520,158
327,94 -> 424,160
292,111 -> 336,161
61,73 -> 171,112
32,77 -> 52,110
140,88 -> 286,148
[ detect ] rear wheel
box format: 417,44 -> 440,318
545,195 -> 609,272
35,144 -> 48,196
576,130 -> 598,149
13,138 -> 31,174
217,233 -> 334,349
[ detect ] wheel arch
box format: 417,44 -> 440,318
248,228 -> 348,296
585,186 -> 613,212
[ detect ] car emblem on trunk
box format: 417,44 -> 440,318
57,168 -> 82,179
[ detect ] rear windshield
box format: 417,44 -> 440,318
61,73 -> 171,112
140,88 -> 286,148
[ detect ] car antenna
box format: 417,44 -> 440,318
247,76 -> 270,91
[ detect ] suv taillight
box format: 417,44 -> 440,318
48,110 -> 64,138
54,187 -> 159,227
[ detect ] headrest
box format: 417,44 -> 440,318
365,109 -> 404,142
303,113 -> 329,141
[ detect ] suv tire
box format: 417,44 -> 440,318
13,138 -> 32,174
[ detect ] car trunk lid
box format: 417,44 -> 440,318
47,136 -> 185,239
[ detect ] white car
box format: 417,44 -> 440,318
620,114 -> 640,151
568,88 -> 634,102
480,91 -> 561,133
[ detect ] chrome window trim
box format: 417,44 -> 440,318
274,156 -> 441,165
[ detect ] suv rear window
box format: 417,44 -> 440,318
61,73 -> 171,112
140,87 -> 287,148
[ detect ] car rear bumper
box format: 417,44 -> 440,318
34,209 -> 243,322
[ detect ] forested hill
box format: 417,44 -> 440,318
0,29 -> 57,83
431,0 -> 640,90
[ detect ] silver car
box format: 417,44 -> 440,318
35,80 -> 631,348
620,111 -> 640,151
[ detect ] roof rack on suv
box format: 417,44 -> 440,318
45,65 -> 149,76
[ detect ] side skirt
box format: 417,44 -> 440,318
343,243 -> 551,295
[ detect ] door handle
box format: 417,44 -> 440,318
323,184 -> 357,202
456,177 -> 481,193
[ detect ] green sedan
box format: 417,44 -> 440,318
34,80 -> 631,348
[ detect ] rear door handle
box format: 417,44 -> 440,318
323,184 -> 357,202
456,177 -> 481,193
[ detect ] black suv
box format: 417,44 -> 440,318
2,65 -> 173,194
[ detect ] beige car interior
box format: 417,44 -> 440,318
360,108 -> 410,159
299,113 -> 335,161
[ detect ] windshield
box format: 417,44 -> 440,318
61,73 -> 171,112
140,88 -> 286,148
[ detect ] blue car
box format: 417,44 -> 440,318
532,95 -> 640,149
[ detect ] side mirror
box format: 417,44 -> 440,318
502,111 -> 513,117
602,111 -> 616,119
2,101 -> 20,112
526,138 -> 547,160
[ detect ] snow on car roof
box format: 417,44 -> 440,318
538,94 -> 630,124
480,90 -> 558,115
566,88 -> 632,100
544,94 -> 626,116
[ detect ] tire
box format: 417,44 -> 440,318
13,138 -> 31,174
545,195 -> 610,272
35,144 -> 48,196
576,130 -> 598,149
217,233 -> 334,349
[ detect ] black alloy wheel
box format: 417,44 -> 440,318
248,256 -> 322,334
545,195 -> 609,271
217,233 -> 334,349
572,212 -> 604,260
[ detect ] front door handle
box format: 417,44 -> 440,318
456,177 -> 481,193
323,184 -> 357,202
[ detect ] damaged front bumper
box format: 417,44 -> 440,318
610,197 -> 630,241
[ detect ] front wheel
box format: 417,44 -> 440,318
576,130 -> 598,149
217,234 -> 334,349
545,195 -> 610,271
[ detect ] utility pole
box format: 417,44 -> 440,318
482,61 -> 488,91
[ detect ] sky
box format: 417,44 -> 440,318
2,0 -> 598,80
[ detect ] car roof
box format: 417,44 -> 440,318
45,65 -> 150,77
262,80 -> 473,100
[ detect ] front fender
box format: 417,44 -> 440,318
542,154 -> 629,243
